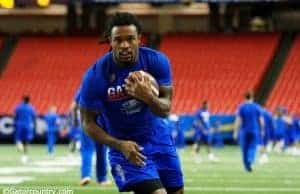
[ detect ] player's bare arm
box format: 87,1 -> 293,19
125,72 -> 172,117
80,107 -> 146,166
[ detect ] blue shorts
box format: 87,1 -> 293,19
195,130 -> 212,145
260,128 -> 272,146
110,144 -> 184,192
274,132 -> 285,142
15,127 -> 33,142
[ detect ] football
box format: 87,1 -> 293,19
128,71 -> 159,96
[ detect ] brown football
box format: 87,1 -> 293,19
128,71 -> 159,96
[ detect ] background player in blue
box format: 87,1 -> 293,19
67,102 -> 81,156
234,91 -> 264,172
79,12 -> 184,194
14,96 -> 36,164
258,106 -> 274,164
44,105 -> 59,155
168,114 -> 185,150
272,107 -> 287,153
282,111 -> 297,155
193,100 -> 219,163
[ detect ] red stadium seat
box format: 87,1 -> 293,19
0,37 -> 110,114
160,33 -> 280,114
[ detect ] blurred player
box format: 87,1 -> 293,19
193,100 -> 219,163
14,96 -> 36,164
282,111 -> 297,155
67,102 -> 81,156
293,114 -> 300,154
234,91 -> 264,172
78,12 -> 184,194
272,107 -> 287,153
44,106 -> 59,155
258,107 -> 274,164
168,114 -> 185,150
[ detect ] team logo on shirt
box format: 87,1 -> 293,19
121,99 -> 143,114
107,84 -> 130,101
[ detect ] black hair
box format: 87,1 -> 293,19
23,96 -> 30,104
245,91 -> 254,100
202,100 -> 208,108
103,12 -> 142,41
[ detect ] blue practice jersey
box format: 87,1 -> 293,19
194,108 -> 211,131
274,116 -> 286,139
44,113 -> 59,132
79,47 -> 173,146
237,102 -> 262,133
262,109 -> 274,132
14,103 -> 36,129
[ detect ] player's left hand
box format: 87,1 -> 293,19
119,140 -> 147,167
124,71 -> 153,102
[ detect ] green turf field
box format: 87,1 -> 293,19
0,145 -> 299,194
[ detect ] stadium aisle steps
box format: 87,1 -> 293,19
256,32 -> 296,105
266,34 -> 300,114
0,36 -> 18,76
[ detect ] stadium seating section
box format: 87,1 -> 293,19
266,35 -> 300,114
3,33 -> 299,116
0,37 -> 110,114
160,33 -> 280,114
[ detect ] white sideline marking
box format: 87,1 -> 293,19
0,167 -> 69,175
0,176 -> 34,184
33,160 -> 80,167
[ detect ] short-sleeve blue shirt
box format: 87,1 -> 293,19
237,101 -> 262,133
14,103 -> 36,129
79,47 -> 173,145
194,108 -> 211,131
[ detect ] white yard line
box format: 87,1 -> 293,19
0,167 -> 69,175
0,176 -> 34,184
33,160 -> 80,167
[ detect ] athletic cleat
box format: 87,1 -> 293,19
98,180 -> 112,186
79,177 -> 91,186
21,155 -> 29,164
208,153 -> 219,163
258,154 -> 269,164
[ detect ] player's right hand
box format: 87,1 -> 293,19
119,140 -> 147,167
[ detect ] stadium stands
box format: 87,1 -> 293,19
160,33 -> 280,114
266,35 -> 300,114
0,37 -> 110,114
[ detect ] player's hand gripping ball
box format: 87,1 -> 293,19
125,71 -> 159,97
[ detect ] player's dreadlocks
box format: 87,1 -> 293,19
103,12 -> 142,42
